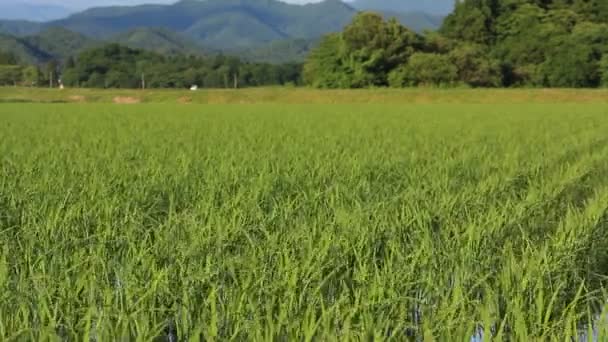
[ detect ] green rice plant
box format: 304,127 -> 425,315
0,101 -> 607,340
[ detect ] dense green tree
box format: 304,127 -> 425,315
303,33 -> 350,88
0,51 -> 18,65
388,53 -> 457,87
86,73 -> 105,88
492,4 -> 560,85
449,43 -> 503,87
566,0 -> 608,22
65,56 -> 76,69
434,0 -> 608,88
569,21 -> 608,55
599,55 -> 608,87
7,0 -> 608,90
340,13 -> 423,87
62,44 -> 302,89
441,0 -> 500,44
540,36 -> 599,87
423,31 -> 459,54
304,12 -> 422,88
0,65 -> 23,85
43,60 -> 60,87
21,66 -> 41,86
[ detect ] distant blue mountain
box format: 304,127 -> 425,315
0,3 -> 74,22
350,0 -> 455,15
0,0 -> 448,64
42,0 -> 443,49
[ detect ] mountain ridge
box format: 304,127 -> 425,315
0,3 -> 74,22
48,0 -> 358,45
0,0 -> 446,64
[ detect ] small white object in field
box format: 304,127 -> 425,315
190,85 -> 198,91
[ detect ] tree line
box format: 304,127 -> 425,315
3,0 -> 608,89
304,0 -> 608,88
0,51 -> 57,87
0,44 -> 303,88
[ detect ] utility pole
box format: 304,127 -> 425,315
141,73 -> 146,90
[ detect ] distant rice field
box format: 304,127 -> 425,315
1,96 -> 607,340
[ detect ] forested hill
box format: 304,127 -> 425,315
0,28 -> 96,65
305,0 -> 608,89
44,0 -> 350,49
0,0 -> 444,53
0,42 -> 304,88
4,0 -> 608,90
0,26 -> 209,65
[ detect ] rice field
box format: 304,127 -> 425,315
1,99 -> 608,340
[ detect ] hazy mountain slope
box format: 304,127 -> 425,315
0,0 -> 448,64
22,27 -> 97,60
0,27 -> 205,64
49,4 -> 175,38
111,27 -> 206,55
0,3 -> 73,22
46,0 -> 354,49
185,11 -> 287,48
0,28 -> 96,64
351,0 -> 454,16
0,20 -> 43,36
0,33 -> 51,64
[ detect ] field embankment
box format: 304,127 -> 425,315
1,86 -> 608,104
